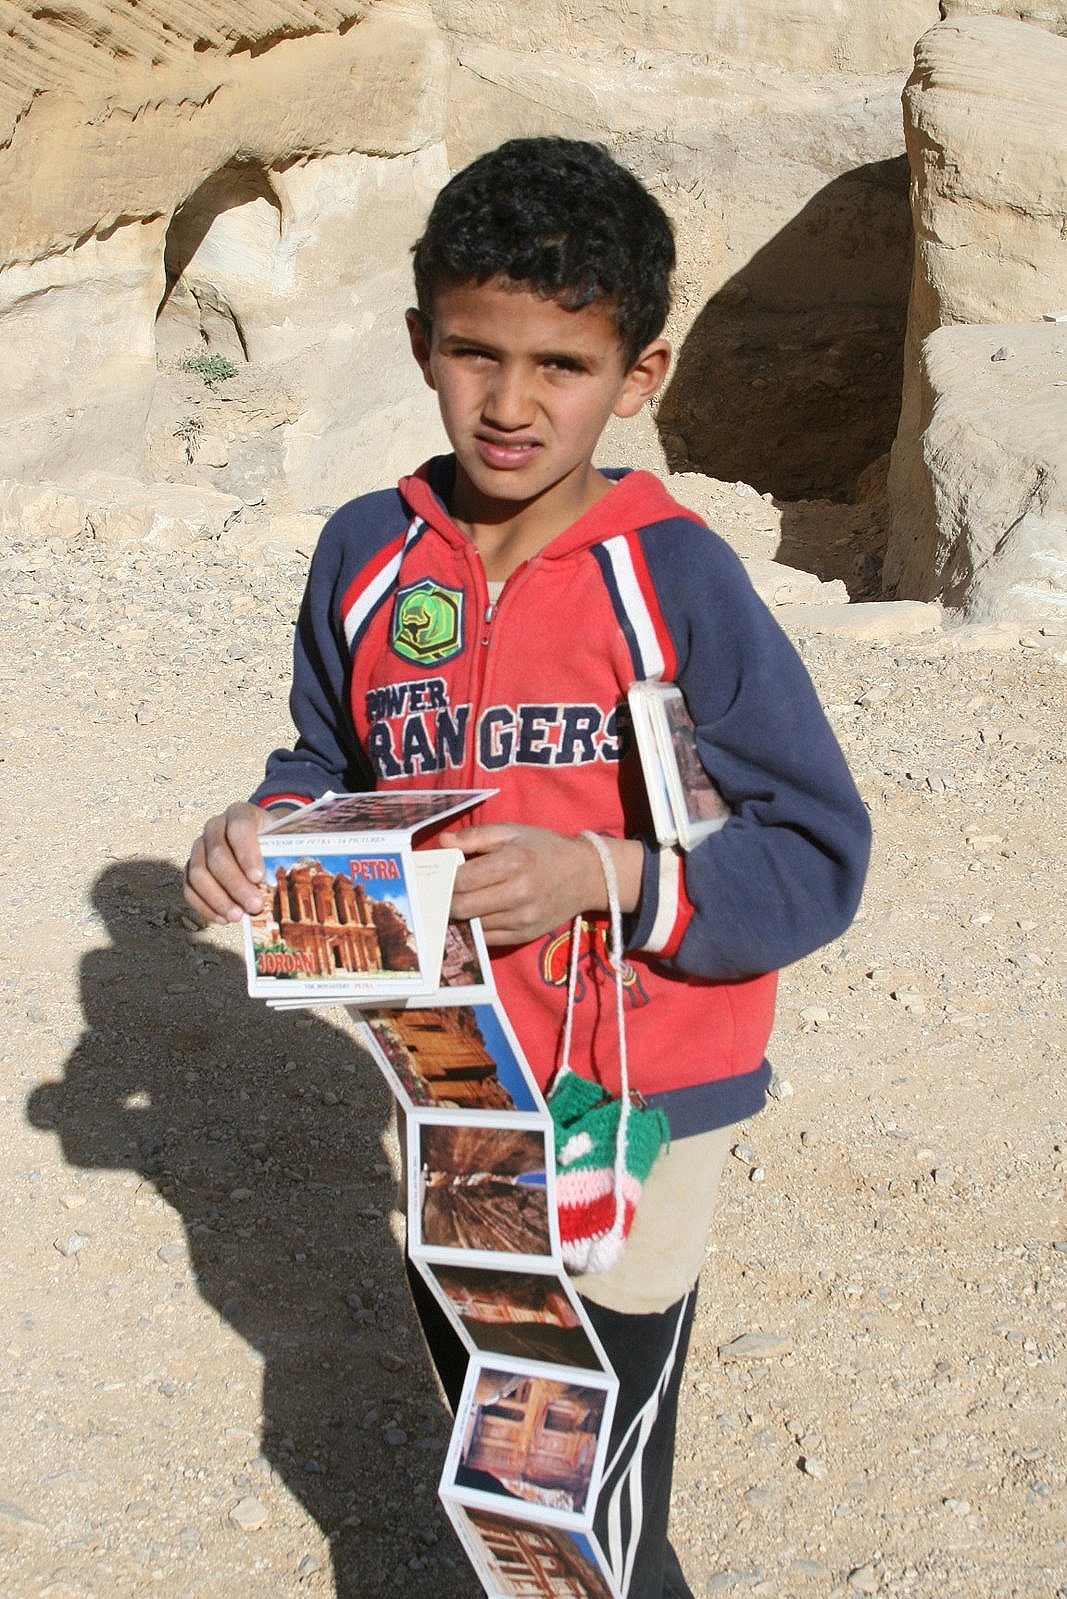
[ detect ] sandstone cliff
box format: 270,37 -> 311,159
5,0 -> 1065,624
0,0 -> 939,511
0,0 -> 450,494
884,15 -> 1067,619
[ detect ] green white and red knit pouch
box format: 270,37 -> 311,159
547,832 -> 670,1275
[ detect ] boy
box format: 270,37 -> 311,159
185,138 -> 871,1597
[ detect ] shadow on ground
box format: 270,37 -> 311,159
773,477 -> 891,600
27,859 -> 469,1599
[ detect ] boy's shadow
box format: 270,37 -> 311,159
27,860 -> 466,1599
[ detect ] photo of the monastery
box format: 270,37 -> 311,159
457,1507 -> 616,1599
249,852 -> 417,980
431,1265 -> 601,1369
455,1370 -> 608,1516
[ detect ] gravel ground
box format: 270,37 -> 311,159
1,503 -> 1064,1599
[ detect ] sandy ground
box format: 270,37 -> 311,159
0,487 -> 1064,1599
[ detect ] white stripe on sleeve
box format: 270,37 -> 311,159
602,535 -> 665,682
639,848 -> 682,955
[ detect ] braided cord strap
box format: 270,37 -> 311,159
549,833 -> 669,1274
580,833 -> 632,1265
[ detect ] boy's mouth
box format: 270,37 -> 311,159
474,434 -> 542,470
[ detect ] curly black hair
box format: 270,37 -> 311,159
412,138 -> 675,364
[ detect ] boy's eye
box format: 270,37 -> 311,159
537,362 -> 588,380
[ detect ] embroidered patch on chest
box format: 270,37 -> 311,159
390,579 -> 465,666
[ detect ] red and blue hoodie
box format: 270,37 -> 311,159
251,457 -> 871,1134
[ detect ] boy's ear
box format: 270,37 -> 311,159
612,339 -> 672,419
406,308 -> 436,390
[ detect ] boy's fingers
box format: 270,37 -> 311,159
181,873 -> 230,927
448,829 -> 610,945
453,848 -> 516,893
183,801 -> 281,928
439,824 -> 519,858
182,864 -> 234,925
223,802 -> 269,881
184,841 -> 248,923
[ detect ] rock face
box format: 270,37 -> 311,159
0,0 -> 940,512
433,0 -> 938,73
939,0 -> 1067,31
884,16 -> 1067,617
443,21 -> 928,504
895,323 -> 1067,620
0,0 -> 451,497
0,474 -> 247,550
7,1 -> 1063,626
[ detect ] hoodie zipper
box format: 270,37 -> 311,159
462,552 -> 529,788
480,563 -> 525,645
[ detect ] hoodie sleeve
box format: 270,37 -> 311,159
625,522 -> 871,980
248,505 -> 380,809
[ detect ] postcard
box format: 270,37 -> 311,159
246,845 -> 465,1000
443,1501 -> 621,1599
660,687 -> 730,841
268,911 -> 498,1014
415,1260 -> 609,1372
626,681 -> 729,851
357,1001 -> 543,1116
407,916 -> 496,1007
409,1116 -> 557,1269
441,1359 -> 616,1529
624,684 -> 676,846
261,788 -> 493,838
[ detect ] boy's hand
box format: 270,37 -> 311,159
441,825 -> 642,946
184,802 -> 272,925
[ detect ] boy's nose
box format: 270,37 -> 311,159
482,365 -> 533,429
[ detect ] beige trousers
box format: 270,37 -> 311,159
570,1123 -> 736,1314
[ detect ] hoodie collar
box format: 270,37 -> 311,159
397,455 -> 699,561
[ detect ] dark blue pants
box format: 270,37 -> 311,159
583,1291 -> 698,1599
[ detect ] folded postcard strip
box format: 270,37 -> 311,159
243,792 -> 623,1599
372,1022 -> 623,1598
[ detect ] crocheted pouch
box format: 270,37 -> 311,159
547,832 -> 670,1275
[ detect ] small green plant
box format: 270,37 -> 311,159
181,352 -> 238,388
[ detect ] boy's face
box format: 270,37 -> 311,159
406,277 -> 670,537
